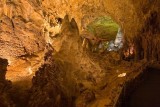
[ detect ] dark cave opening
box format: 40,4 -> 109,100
120,67 -> 160,107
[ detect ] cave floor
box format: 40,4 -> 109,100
87,53 -> 148,106
5,51 -> 147,107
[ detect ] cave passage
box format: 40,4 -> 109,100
126,68 -> 160,107
85,16 -> 123,52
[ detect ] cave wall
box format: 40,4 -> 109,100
134,1 -> 160,61
129,1 -> 160,61
0,0 -> 45,59
103,0 -> 160,61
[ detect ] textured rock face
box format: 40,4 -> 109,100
28,55 -> 75,107
103,0 -> 159,37
125,1 -> 160,61
0,0 -> 45,58
0,15 -> 45,58
41,0 -> 106,30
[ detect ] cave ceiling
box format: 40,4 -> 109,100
0,0 -> 160,58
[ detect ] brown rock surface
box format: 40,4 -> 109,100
0,0 -> 45,59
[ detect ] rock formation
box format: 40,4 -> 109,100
28,15 -> 107,107
0,58 -> 14,107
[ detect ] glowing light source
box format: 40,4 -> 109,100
114,28 -> 124,48
8,59 -> 12,65
118,73 -> 126,78
7,57 -> 15,66
45,23 -> 61,44
107,28 -> 124,51
124,44 -> 135,58
27,66 -> 32,75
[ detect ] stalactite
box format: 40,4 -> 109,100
7,4 -> 13,19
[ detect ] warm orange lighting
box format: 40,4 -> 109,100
27,66 -> 32,75
124,44 -> 135,58
8,59 -> 11,65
